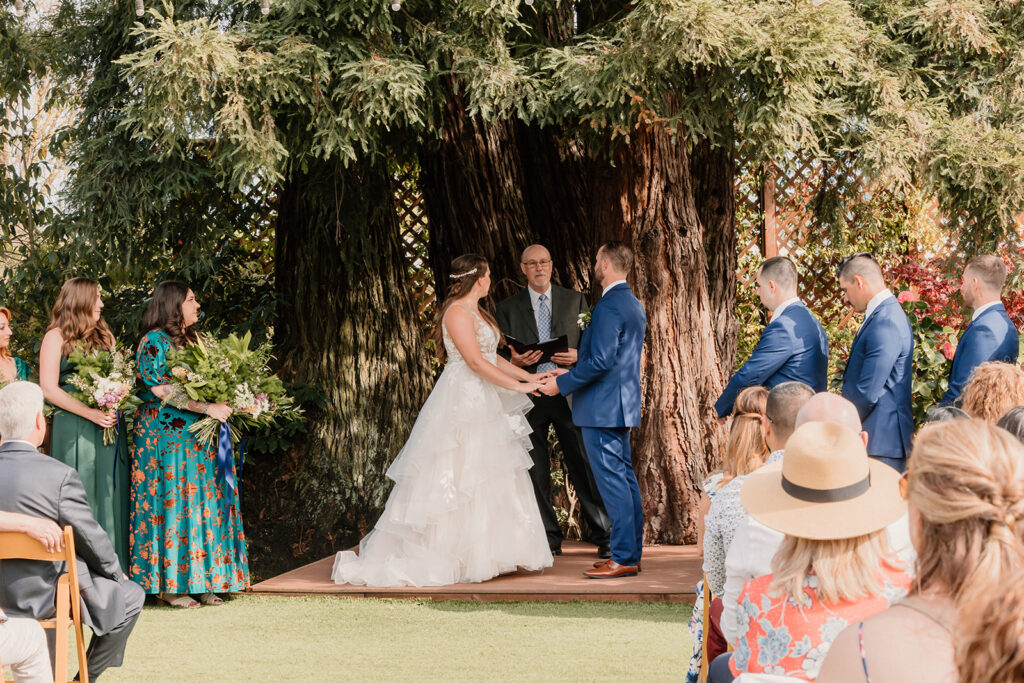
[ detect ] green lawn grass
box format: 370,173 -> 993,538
88,595 -> 692,681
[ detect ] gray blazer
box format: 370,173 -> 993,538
495,284 -> 589,371
0,441 -> 127,635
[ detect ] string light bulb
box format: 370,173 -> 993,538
525,0 -> 533,5
14,0 -> 24,15
390,0 -> 401,10
135,0 -> 144,16
261,0 -> 269,13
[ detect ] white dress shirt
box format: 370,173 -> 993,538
972,300 -> 999,322
602,279 -> 627,297
862,289 -> 894,324
771,297 -> 800,320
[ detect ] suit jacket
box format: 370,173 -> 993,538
495,284 -> 588,371
0,441 -> 127,636
939,303 -> 1020,406
841,297 -> 915,460
557,283 -> 647,428
715,302 -> 829,417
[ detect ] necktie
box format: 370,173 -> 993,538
537,294 -> 556,373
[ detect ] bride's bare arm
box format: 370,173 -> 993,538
496,355 -> 534,381
445,307 -> 539,394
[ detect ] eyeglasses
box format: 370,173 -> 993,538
522,259 -> 552,269
837,251 -> 877,279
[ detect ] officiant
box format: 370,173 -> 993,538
496,244 -> 612,558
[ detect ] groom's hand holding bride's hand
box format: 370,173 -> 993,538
537,376 -> 562,396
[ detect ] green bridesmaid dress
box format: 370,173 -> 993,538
49,355 -> 130,573
12,357 -> 30,381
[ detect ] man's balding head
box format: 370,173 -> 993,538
795,392 -> 869,447
764,381 -> 815,451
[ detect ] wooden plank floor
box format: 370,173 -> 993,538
250,541 -> 701,603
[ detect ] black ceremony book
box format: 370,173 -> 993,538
505,334 -> 569,357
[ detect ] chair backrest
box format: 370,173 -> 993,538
0,526 -> 79,587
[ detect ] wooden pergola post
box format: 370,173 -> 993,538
760,163 -> 778,258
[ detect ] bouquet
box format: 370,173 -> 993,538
65,346 -> 142,445
164,331 -> 298,448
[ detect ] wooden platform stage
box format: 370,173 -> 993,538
250,542 -> 701,603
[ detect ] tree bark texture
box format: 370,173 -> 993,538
421,114 -> 729,543
692,137 -> 738,377
261,155 -> 432,570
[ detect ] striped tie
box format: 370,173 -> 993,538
537,294 -> 557,373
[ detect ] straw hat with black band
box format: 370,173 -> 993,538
740,421 -> 905,540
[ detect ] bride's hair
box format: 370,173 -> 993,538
433,254 -> 503,363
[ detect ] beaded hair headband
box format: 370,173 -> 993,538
449,267 -> 479,280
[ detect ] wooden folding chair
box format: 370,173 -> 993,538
0,526 -> 88,683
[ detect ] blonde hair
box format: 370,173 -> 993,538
960,362 -> 1024,423
769,530 -> 892,606
722,386 -> 769,479
46,278 -> 115,356
0,307 -> 11,360
908,420 -> 1024,683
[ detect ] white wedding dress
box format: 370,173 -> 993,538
331,305 -> 553,586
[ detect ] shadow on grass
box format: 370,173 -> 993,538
419,597 -> 691,624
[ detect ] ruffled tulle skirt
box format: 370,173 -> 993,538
331,361 -> 553,587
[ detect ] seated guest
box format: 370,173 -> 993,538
997,405 -> 1024,443
818,419 -> 1024,683
688,385 -> 768,681
715,256 -> 828,417
720,392 -> 913,647
0,381 -> 144,681
960,361 -> 1024,423
939,254 -> 1019,406
708,422 -> 910,682
924,405 -> 969,423
0,511 -> 60,683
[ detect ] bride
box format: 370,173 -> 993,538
332,254 -> 555,586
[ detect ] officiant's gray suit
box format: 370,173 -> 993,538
0,440 -> 144,680
496,284 -> 611,552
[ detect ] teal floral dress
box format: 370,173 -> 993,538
128,330 -> 249,595
12,357 -> 30,381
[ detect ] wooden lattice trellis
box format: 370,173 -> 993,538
394,167 -> 436,320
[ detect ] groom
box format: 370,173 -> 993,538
539,241 -> 647,579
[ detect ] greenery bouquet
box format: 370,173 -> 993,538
165,332 -> 298,447
65,346 -> 142,445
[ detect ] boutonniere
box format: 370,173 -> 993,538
577,312 -> 591,331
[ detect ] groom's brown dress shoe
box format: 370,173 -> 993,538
593,559 -> 642,572
584,561 -> 639,579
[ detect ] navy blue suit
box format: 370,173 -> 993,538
939,303 -> 1019,407
715,302 -> 829,417
841,296 -> 914,468
557,283 -> 646,566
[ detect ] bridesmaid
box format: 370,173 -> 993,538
129,281 -> 248,608
39,278 -> 129,572
0,307 -> 31,383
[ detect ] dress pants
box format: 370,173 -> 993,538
525,394 -> 611,550
1,617 -> 51,683
579,427 -> 643,566
46,580 -> 144,682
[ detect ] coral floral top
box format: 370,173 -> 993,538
730,562 -> 912,680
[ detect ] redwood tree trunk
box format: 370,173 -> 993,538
583,128 -> 726,543
693,137 -> 738,377
253,155 -> 432,574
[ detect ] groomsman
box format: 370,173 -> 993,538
714,256 -> 828,417
496,244 -> 612,558
539,242 -> 647,579
838,253 -> 914,473
939,255 -> 1020,407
